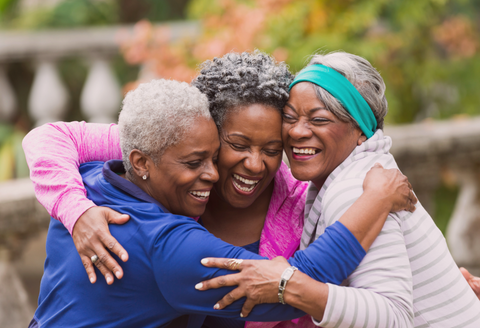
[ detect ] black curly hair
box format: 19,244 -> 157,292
191,50 -> 294,129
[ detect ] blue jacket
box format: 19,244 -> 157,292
31,160 -> 365,327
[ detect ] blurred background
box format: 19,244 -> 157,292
1,0 -> 480,326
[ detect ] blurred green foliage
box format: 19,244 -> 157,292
0,124 -> 28,180
0,0 -> 189,29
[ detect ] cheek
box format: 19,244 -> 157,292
281,123 -> 291,142
217,149 -> 243,175
266,156 -> 282,177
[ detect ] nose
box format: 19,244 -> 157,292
202,160 -> 219,183
243,151 -> 264,175
288,120 -> 313,140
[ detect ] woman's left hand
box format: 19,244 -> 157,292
195,256 -> 291,318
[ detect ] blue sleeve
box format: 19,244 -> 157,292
152,216 -> 305,321
289,221 -> 366,285
153,218 -> 365,321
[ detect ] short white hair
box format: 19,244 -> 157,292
118,79 -> 211,173
307,52 -> 388,130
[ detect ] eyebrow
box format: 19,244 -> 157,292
227,133 -> 251,141
285,103 -> 327,114
180,151 -> 209,159
227,134 -> 282,145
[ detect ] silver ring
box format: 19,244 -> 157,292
91,255 -> 99,264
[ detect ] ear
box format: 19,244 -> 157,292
357,134 -> 367,146
129,149 -> 150,179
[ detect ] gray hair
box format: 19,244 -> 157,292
118,79 -> 211,173
192,50 -> 294,129
306,52 -> 388,130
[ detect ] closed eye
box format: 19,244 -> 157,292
230,143 -> 248,151
312,117 -> 329,123
186,160 -> 202,168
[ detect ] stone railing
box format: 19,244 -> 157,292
0,21 -> 199,125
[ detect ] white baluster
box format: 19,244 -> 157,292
80,58 -> 121,123
28,60 -> 69,127
0,65 -> 17,122
447,167 -> 480,275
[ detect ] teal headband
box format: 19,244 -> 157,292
289,64 -> 377,138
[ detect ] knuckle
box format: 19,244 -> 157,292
107,240 -> 117,250
98,253 -> 109,264
218,277 -> 227,286
225,293 -> 235,302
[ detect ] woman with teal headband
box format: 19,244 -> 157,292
199,52 -> 480,328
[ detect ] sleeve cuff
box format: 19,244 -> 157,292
61,199 -> 97,235
311,283 -> 335,327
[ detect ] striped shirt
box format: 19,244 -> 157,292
301,130 -> 480,328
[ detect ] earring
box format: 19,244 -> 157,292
142,175 -> 147,180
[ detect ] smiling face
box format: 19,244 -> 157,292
214,104 -> 284,208
282,82 -> 365,188
139,117 -> 220,217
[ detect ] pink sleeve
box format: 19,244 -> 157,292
22,121 -> 122,234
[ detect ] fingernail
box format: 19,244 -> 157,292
240,313 -> 244,318
90,277 -> 95,284
115,271 -> 121,279
121,254 -> 128,262
214,303 -> 220,310
107,276 -> 113,284
201,259 -> 209,265
195,283 -> 203,290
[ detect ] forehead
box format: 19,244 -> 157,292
224,104 -> 281,129
288,82 -> 322,106
167,118 -> 220,156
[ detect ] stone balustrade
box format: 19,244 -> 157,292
0,21 -> 199,125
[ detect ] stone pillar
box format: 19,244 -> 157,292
28,60 -> 69,127
447,166 -> 480,276
80,57 -> 121,123
0,248 -> 33,328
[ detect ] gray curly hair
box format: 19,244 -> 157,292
118,79 -> 211,173
307,52 -> 388,130
191,50 -> 294,129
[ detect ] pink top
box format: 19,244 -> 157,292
23,121 -> 315,328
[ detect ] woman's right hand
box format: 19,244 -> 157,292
363,163 -> 418,213
72,206 -> 130,284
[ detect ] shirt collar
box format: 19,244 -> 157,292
102,160 -> 170,213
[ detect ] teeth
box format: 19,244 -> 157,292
293,147 -> 317,155
233,180 -> 256,192
233,174 -> 259,185
190,191 -> 210,198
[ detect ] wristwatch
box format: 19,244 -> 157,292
278,266 -> 298,304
